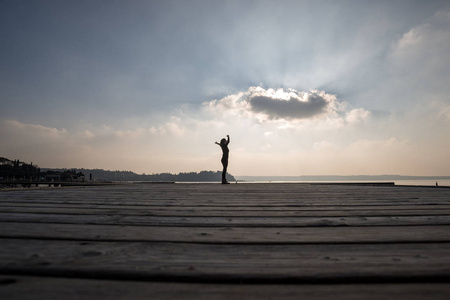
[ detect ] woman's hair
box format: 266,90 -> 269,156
220,138 -> 227,145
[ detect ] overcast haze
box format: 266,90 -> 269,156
1,0 -> 450,176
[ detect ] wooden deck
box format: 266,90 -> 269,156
1,183 -> 450,299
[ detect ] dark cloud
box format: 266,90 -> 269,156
249,92 -> 331,120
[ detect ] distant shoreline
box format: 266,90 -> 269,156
2,180 -> 449,191
236,175 -> 450,182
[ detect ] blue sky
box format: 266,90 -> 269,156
1,0 -> 450,176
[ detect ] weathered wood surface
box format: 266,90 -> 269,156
2,223 -> 450,243
2,239 -> 450,282
1,183 -> 450,299
2,275 -> 450,300
2,205 -> 450,217
2,212 -> 450,227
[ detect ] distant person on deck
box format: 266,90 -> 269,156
215,135 -> 230,184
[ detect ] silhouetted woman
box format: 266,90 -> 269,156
215,135 -> 230,184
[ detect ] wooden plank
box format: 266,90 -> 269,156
1,222 -> 449,243
1,201 -> 450,211
1,275 -> 449,300
2,184 -> 450,206
1,198 -> 450,209
0,188 -> 450,205
1,239 -> 450,283
2,205 -> 450,217
1,212 -> 449,227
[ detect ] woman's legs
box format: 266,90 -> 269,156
221,158 -> 228,183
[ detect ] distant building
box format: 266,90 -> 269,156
44,170 -> 85,182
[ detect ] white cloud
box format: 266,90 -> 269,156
204,86 -> 370,126
392,9 -> 450,59
1,120 -> 77,166
81,130 -> 95,139
3,120 -> 68,139
313,140 -> 334,151
389,8 -> 450,97
0,119 -> 192,171
345,108 -> 372,124
438,103 -> 450,122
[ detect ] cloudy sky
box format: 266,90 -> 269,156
1,0 -> 450,176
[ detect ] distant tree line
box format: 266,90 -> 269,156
1,157 -> 236,182
0,157 -> 85,182
36,168 -> 236,182
0,157 -> 40,180
61,169 -> 236,182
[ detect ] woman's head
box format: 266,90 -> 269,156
220,138 -> 227,145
